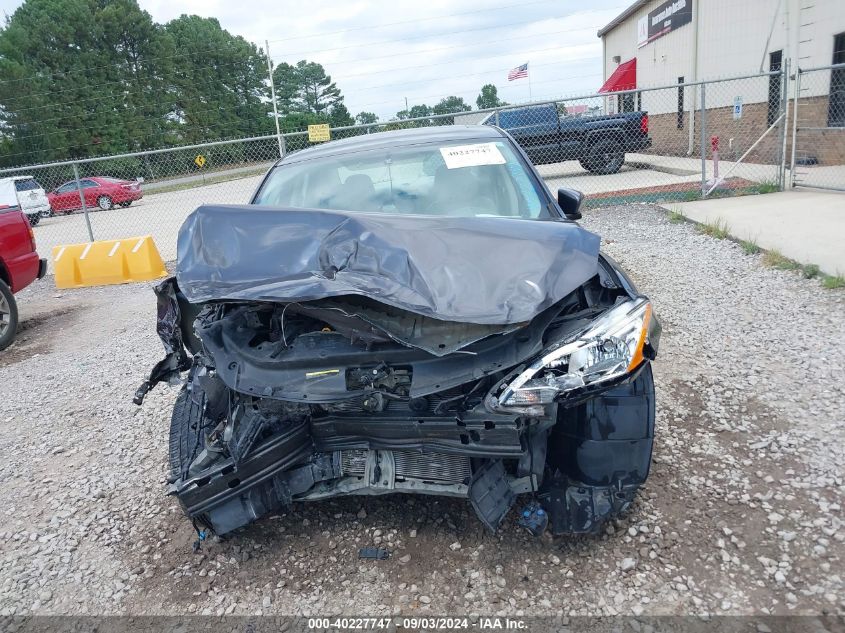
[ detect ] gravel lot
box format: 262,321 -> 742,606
0,204 -> 842,617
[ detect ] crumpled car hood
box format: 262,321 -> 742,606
176,205 -> 601,325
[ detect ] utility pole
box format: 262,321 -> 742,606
265,39 -> 285,158
405,96 -> 409,112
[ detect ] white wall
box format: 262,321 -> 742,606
600,0 -> 845,114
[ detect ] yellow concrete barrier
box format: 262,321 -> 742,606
52,235 -> 168,289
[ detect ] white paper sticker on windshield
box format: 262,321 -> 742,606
440,143 -> 506,169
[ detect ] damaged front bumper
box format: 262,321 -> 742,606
141,264 -> 658,537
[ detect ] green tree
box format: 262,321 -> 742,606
328,103 -> 354,128
476,84 -> 508,110
0,0 -> 175,163
165,15 -> 271,144
355,111 -> 378,125
395,104 -> 432,127
0,1 -> 272,165
432,96 -> 471,125
272,60 -> 344,116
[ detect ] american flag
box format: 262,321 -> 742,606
508,63 -> 528,81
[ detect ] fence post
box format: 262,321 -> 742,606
778,60 -> 789,190
72,162 -> 94,242
265,39 -> 286,159
699,82 -> 707,195
789,68 -> 801,189
494,108 -> 500,127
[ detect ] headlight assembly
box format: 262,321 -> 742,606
497,299 -> 653,408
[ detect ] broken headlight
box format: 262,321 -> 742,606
498,299 -> 652,408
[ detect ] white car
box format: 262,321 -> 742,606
0,176 -> 52,227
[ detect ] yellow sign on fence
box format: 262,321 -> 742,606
308,124 -> 331,143
194,154 -> 206,168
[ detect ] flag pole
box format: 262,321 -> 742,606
527,61 -> 533,102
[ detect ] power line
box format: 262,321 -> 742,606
287,24 -> 601,70
2,57 -> 268,115
267,0 -> 588,44
345,72 -> 603,112
343,57 -> 600,96
0,39 -> 265,88
270,11 -> 609,59
2,50 -> 599,134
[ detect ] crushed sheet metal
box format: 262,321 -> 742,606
175,205 -> 600,325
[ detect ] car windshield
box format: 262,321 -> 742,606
253,139 -> 548,218
14,179 -> 41,192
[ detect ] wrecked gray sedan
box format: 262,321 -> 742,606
136,126 -> 660,537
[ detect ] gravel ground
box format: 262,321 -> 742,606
0,203 -> 842,617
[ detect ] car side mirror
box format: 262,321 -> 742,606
557,187 -> 583,220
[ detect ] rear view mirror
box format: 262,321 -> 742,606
557,187 -> 583,220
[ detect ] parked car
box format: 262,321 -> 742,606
47,176 -> 143,213
135,125 -> 660,538
0,176 -> 52,227
481,104 -> 652,174
0,179 -> 47,351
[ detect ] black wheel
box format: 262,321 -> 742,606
96,195 -> 114,211
0,280 -> 19,352
26,214 -> 40,227
119,201 -> 132,208
581,139 -> 625,175
169,388 -> 205,483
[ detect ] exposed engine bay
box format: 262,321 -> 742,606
136,205 -> 659,537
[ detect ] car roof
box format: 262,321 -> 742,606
278,124 -> 505,165
0,175 -> 34,182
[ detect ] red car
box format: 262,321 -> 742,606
1,180 -> 47,350
48,176 -> 143,214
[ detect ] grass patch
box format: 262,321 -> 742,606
667,208 -> 685,223
741,239 -> 761,255
697,218 -> 730,239
145,167 -> 268,196
802,264 -> 820,279
822,274 -> 845,289
754,180 -> 780,194
762,249 -> 801,271
681,190 -> 701,202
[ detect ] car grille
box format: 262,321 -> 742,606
339,448 -> 471,485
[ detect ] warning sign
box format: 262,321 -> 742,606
308,123 -> 331,143
194,154 -> 207,168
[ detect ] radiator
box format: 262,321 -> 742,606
340,449 -> 471,484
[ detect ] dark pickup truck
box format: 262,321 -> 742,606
482,104 -> 651,174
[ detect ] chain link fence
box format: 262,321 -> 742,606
1,69 -> 838,270
790,63 -> 845,191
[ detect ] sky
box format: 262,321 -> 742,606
0,0 -> 628,120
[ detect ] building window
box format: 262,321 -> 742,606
677,77 -> 685,129
829,32 -> 845,127
767,50 -> 782,126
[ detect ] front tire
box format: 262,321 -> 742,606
97,195 -> 113,211
26,214 -> 40,227
119,201 -> 132,208
169,388 -> 205,483
0,280 -> 19,352
581,139 -> 625,175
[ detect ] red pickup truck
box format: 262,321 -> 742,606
1,179 -> 47,350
